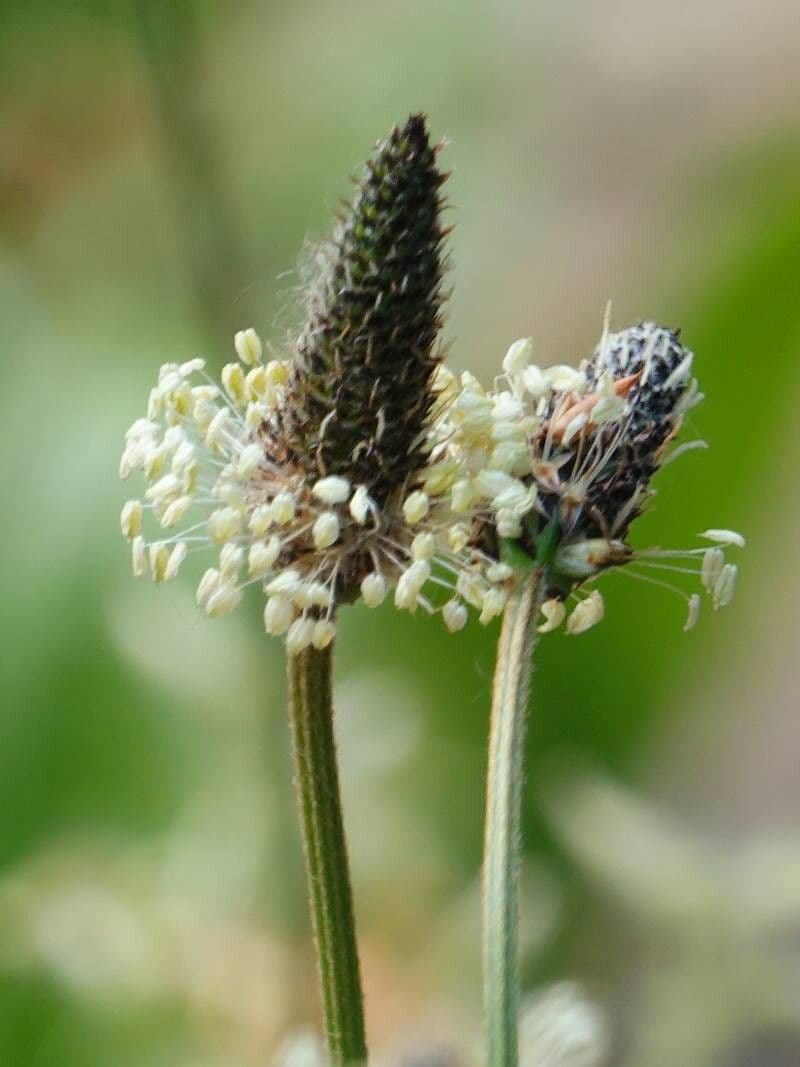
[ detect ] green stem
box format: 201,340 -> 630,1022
482,573 -> 542,1067
287,644 -> 367,1066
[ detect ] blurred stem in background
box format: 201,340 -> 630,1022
133,0 -> 250,352
287,645 -> 367,1066
134,0 -> 314,1036
483,574 -> 543,1067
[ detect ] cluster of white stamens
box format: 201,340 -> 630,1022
419,323 -> 743,635
120,322 -> 743,645
119,329 -> 516,648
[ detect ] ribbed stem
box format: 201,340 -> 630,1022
287,644 -> 367,1066
482,574 -> 542,1067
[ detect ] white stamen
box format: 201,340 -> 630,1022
537,599 -> 565,633
120,500 -> 142,540
234,328 -> 263,366
312,512 -> 340,550
699,528 -> 746,549
361,572 -> 387,608
442,600 -> 468,633
312,476 -> 351,505
566,590 -> 604,635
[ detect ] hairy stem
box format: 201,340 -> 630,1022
287,644 -> 367,1066
483,574 -> 542,1067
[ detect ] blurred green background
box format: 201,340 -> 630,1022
2,2 -> 800,1065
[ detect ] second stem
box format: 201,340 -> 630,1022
482,573 -> 542,1067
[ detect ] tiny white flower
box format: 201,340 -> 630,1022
566,590 -> 605,635
442,599 -> 468,633
361,572 -> 387,608
699,528 -> 746,549
234,327 -> 263,366
312,511 -> 340,550
312,476 -> 351,505
403,491 -> 430,524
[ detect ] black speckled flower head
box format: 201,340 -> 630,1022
277,114 -> 448,503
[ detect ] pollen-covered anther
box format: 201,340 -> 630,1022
361,573 -> 387,608
312,476 -> 351,505
502,337 -> 534,377
349,486 -> 374,525
312,512 -> 340,550
700,528 -> 746,549
234,328 -> 263,366
479,586 -> 508,625
403,491 -> 430,524
712,563 -> 737,609
270,492 -> 296,526
442,599 -> 468,632
120,500 -> 143,540
565,590 -> 605,635
249,538 -> 281,578
131,536 -> 146,578
264,595 -> 295,636
395,560 -> 431,611
312,619 -> 336,650
537,599 -> 566,633
286,617 -> 315,654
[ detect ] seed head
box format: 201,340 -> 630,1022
277,114 -> 448,503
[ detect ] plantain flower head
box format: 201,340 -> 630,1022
426,318 -> 744,634
118,116 -> 502,648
